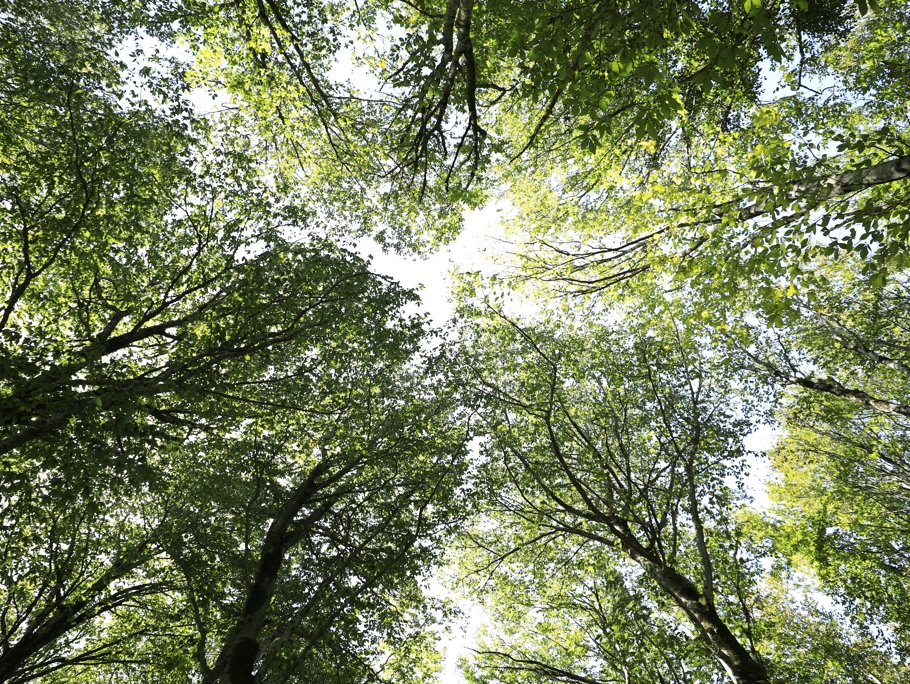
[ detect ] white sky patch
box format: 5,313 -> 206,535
359,204 -> 507,326
362,205 -> 505,684
742,423 -> 779,510
430,578 -> 486,684
757,56 -> 840,103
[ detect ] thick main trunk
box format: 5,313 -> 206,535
605,517 -> 770,684
641,561 -> 769,684
205,459 -> 335,684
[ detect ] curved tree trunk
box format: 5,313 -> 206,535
204,459 -> 336,684
604,516 -> 771,684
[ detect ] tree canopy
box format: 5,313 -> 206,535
2,1 -> 910,683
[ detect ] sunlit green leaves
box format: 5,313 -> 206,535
0,4 -> 468,682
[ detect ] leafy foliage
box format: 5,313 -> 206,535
4,2 -> 910,684
1,3 -> 468,683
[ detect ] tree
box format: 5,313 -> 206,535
441,8 -> 910,668
1,3 -> 469,682
452,287 -> 909,683
165,1 -> 910,681
460,529 -> 719,684
6,2 -> 910,684
475,2 -> 910,316
454,301 -> 776,684
1,324 -> 468,684
725,260 -> 910,659
764,408 -> 910,662
169,0 -> 862,251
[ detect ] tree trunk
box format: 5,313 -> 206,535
605,516 -> 771,684
204,459 -> 335,684
741,153 -> 910,220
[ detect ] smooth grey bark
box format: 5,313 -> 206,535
784,373 -> 910,417
740,153 -> 910,220
746,351 -> 910,418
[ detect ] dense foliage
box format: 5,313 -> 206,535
2,1 -> 909,684
1,3 -> 468,683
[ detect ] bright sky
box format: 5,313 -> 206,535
358,204 -> 506,326
357,208 -> 504,684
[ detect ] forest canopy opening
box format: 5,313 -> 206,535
1,2 -> 909,683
